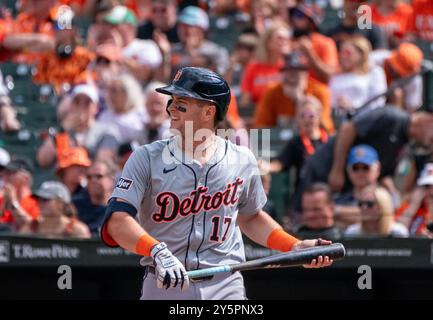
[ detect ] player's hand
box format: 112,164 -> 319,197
151,242 -> 189,291
292,238 -> 334,269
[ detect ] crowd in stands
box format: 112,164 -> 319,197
0,0 -> 432,241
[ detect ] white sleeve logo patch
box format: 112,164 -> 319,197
116,178 -> 133,190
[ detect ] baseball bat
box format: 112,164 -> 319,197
187,243 -> 345,279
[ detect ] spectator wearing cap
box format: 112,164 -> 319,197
289,3 -> 339,86
19,181 -> 90,238
98,73 -> 148,144
102,5 -> 162,84
73,160 -> 117,235
396,163 -> 433,237
240,22 -> 290,107
295,183 -> 341,240
333,144 -> 381,229
253,52 -> 333,132
301,108 -> 433,196
330,36 -> 387,123
37,83 -> 120,167
56,147 -> 92,196
0,159 -> 40,230
325,0 -> 387,50
370,0 -> 413,48
170,6 -> 229,79
345,185 -> 408,238
137,0 -> 179,44
0,71 -> 21,132
32,5 -> 95,95
384,43 -> 423,112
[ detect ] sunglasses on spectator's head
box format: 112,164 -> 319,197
357,200 -> 376,209
351,163 -> 370,172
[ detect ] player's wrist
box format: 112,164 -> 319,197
266,228 -> 300,252
136,233 -> 160,257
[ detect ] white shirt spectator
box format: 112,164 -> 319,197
370,50 -> 423,112
330,65 -> 387,111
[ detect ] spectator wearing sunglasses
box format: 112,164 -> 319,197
334,144 -> 381,229
72,160 -> 117,235
344,185 -> 408,238
396,163 -> 433,237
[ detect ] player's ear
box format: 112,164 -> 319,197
202,103 -> 216,122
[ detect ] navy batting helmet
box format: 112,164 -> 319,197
156,67 -> 231,122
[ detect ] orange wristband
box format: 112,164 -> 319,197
135,233 -> 159,256
266,228 -> 300,252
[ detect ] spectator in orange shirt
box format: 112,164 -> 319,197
0,158 -> 40,231
253,52 -> 333,133
2,0 -> 56,64
33,6 -> 95,95
289,3 -> 339,85
240,22 -> 290,107
370,0 -> 413,48
396,163 -> 433,237
409,0 -> 433,42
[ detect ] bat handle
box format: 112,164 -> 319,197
187,265 -> 232,279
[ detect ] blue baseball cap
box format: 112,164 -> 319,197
347,145 -> 379,166
178,6 -> 209,30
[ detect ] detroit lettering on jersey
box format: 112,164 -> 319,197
152,177 -> 244,222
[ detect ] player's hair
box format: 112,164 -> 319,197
303,183 -> 333,203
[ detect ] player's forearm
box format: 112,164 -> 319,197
107,212 -> 158,255
332,122 -> 356,171
238,210 -> 281,247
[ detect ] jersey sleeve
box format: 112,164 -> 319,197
237,149 -> 268,215
111,146 -> 151,211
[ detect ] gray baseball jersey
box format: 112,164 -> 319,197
111,135 -> 267,271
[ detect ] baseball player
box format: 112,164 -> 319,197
101,67 -> 333,300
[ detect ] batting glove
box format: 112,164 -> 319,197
151,242 -> 189,291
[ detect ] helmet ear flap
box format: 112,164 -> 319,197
166,98 -> 173,117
